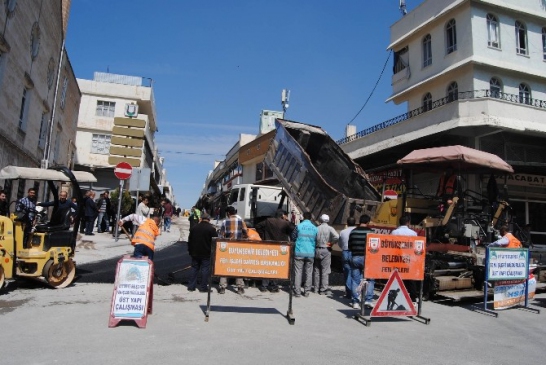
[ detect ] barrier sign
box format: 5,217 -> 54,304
486,248 -> 528,281
494,277 -> 536,310
109,256 -> 154,328
206,239 -> 295,325
364,234 -> 426,280
213,240 -> 291,279
371,270 -> 417,317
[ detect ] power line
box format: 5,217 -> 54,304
347,50 -> 393,125
159,150 -> 225,157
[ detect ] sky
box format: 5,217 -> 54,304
66,0 -> 418,209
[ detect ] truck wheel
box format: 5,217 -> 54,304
0,266 -> 4,289
43,259 -> 76,289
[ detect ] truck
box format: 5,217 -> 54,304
262,119 -> 543,300
227,183 -> 291,227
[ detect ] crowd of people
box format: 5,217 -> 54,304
186,206 -> 392,308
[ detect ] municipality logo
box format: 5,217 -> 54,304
368,238 -> 379,254
280,245 -> 288,255
219,242 -> 228,252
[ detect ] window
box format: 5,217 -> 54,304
18,88 -> 29,131
60,76 -> 68,109
422,93 -> 432,111
90,134 -> 111,154
487,14 -> 500,48
446,19 -> 457,54
543,27 -> 546,61
38,113 -> 48,149
228,189 -> 239,205
422,34 -> 432,67
393,47 -> 409,74
489,77 -> 502,98
519,83 -> 531,105
47,57 -> 55,89
30,22 -> 40,60
53,129 -> 61,163
239,188 -> 246,202
96,100 -> 116,117
447,82 -> 458,102
515,21 -> 528,55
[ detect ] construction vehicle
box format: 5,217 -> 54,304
263,120 -> 543,300
0,165 -> 97,289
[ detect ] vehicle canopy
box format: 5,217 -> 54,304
0,166 -> 97,182
396,145 -> 514,174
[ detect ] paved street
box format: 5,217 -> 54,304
0,217 -> 545,365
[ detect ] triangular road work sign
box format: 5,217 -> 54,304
370,270 -> 417,317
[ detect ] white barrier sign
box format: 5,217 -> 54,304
487,248 -> 528,281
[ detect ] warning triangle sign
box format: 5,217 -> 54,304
370,270 -> 417,317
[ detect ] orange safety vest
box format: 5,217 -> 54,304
132,218 -> 160,251
438,174 -> 457,196
504,233 -> 522,248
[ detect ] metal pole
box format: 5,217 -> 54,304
115,179 -> 124,242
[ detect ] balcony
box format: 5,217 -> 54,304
337,89 -> 546,146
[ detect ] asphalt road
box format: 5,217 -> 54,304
76,241 -> 192,285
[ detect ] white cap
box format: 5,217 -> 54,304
320,214 -> 329,223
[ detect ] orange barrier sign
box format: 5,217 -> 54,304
213,239 -> 291,280
364,234 -> 425,280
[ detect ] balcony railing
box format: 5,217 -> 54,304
337,89 -> 546,145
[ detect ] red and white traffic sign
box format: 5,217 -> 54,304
370,270 -> 417,317
114,162 -> 133,180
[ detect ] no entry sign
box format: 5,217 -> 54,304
114,162 -> 133,180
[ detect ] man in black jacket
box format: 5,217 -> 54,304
255,209 -> 295,292
187,213 -> 218,292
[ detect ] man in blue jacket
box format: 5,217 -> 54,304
291,211 -> 318,297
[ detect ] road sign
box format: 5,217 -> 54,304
370,270 -> 416,317
114,162 -> 133,180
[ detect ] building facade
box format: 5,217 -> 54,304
74,72 -> 169,201
340,0 -> 546,243
0,0 -> 79,201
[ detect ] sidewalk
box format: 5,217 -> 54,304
74,216 -> 184,265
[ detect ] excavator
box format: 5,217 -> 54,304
0,165 -> 96,289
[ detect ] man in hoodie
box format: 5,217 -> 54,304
291,212 -> 318,297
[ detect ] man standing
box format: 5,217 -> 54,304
489,226 -> 522,248
96,191 -> 111,233
16,188 -> 37,248
313,214 -> 339,295
162,199 -> 174,232
255,209 -> 295,293
338,217 -> 357,299
391,216 -> 418,302
187,213 -> 217,292
218,206 -> 248,294
291,212 -> 318,297
348,214 -> 375,309
189,206 -> 201,230
84,191 -> 98,235
118,211 -> 161,261
0,190 -> 8,216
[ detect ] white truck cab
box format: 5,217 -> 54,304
227,184 -> 290,226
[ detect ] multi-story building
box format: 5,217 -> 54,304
340,0 -> 546,243
0,0 -> 79,200
74,72 -> 167,199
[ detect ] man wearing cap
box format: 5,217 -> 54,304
187,213 -> 217,292
313,213 -> 339,295
118,211 -> 162,261
218,206 -> 248,294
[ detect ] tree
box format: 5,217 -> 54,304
110,188 -> 133,216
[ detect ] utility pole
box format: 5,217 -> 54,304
281,89 -> 290,117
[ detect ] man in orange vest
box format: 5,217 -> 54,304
489,226 -> 522,248
118,211 -> 162,261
